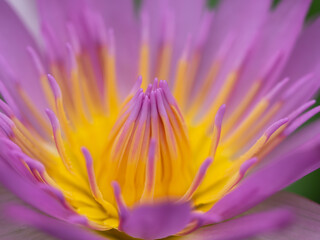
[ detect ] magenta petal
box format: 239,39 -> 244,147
0,1 -> 45,109
205,138 -> 320,222
36,0 -> 86,60
281,18 -> 320,84
242,0 -> 311,86
266,18 -> 320,122
0,157 -> 74,220
197,0 -> 271,110
0,187 -> 51,240
249,192 -> 320,239
185,209 -> 292,240
279,18 -> 320,109
228,0 -> 311,115
143,0 -> 205,82
5,204 -> 105,240
121,201 -> 191,239
88,0 -> 140,90
269,120 -> 320,161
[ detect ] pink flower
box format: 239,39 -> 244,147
0,0 -> 319,239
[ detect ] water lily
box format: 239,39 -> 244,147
0,0 -> 319,239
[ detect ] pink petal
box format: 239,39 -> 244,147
6,0 -> 40,42
142,0 -> 205,82
229,0 -> 311,115
277,18 -> 320,116
86,0 -> 141,90
205,137 -> 320,222
0,186 -> 52,240
249,192 -> 320,239
36,0 -> 86,60
281,18 -> 320,90
121,201 -> 192,239
184,209 -> 292,240
197,0 -> 271,111
0,156 -> 75,220
268,120 -> 320,161
5,204 -> 105,240
0,1 -> 45,109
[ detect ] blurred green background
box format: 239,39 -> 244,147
208,0 -> 320,203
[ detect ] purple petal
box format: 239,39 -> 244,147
143,0 -> 205,82
36,0 -> 86,60
121,201 -> 192,239
245,0 -> 311,88
281,18 -> 320,90
203,0 -> 271,65
0,186 -> 53,240
0,156 -> 75,220
205,137 -> 320,222
268,120 -> 320,161
228,0 -> 311,116
87,0 -> 140,91
185,209 -> 292,240
0,1 -> 45,109
197,0 -> 271,111
5,204 -> 105,240
277,18 -> 320,116
249,192 -> 320,239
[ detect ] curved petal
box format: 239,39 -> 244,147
0,157 -> 75,220
142,0 -> 206,82
183,209 -> 292,240
5,204 -> 106,240
205,136 -> 320,222
281,18 -> 320,89
241,0 -> 311,88
201,0 -> 271,72
0,1 -> 45,108
228,0 -> 312,117
121,201 -> 192,240
6,0 -> 41,43
276,18 -> 320,116
266,120 -> 320,162
196,0 -> 271,112
0,186 -> 54,240
36,0 -> 86,60
37,0 -> 141,93
88,0 -> 140,90
250,192 -> 320,240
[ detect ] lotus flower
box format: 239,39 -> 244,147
0,0 -> 319,239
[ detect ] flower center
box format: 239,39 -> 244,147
0,8 -> 306,233
44,77 -> 203,229
103,80 -> 194,205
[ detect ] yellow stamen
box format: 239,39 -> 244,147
223,98 -> 270,148
40,74 -> 55,108
187,61 -> 220,120
201,71 -> 237,127
231,102 -> 282,154
157,44 -> 172,81
173,49 -> 189,109
102,41 -> 119,114
15,84 -> 52,136
139,43 -> 150,89
222,81 -> 261,136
